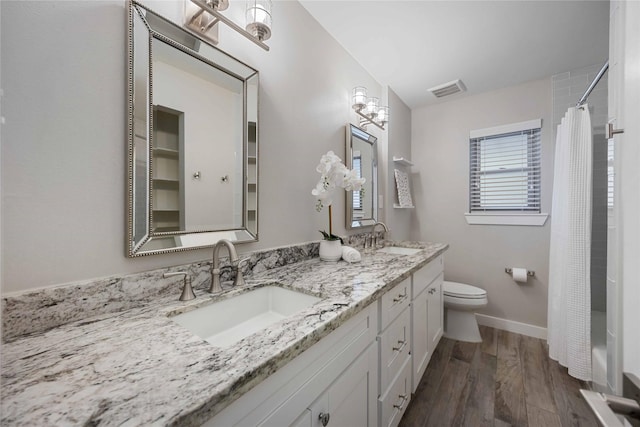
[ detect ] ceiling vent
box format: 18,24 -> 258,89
428,79 -> 467,98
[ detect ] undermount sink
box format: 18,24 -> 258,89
377,246 -> 423,256
169,286 -> 321,348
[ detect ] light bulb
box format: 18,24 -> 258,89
246,0 -> 272,41
366,97 -> 379,116
352,87 -> 367,110
377,106 -> 389,125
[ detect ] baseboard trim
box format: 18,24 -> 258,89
475,314 -> 547,340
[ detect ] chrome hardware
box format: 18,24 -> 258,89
163,272 -> 196,301
364,234 -> 373,249
393,394 -> 408,410
393,292 -> 407,303
429,288 -> 437,295
392,340 -> 407,352
371,221 -> 389,248
220,175 -> 229,182
318,412 -> 330,426
504,268 -> 535,277
210,239 -> 245,293
193,171 -> 201,179
607,122 -> 625,139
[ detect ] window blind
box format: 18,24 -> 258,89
469,126 -> 541,212
608,138 -> 614,208
353,156 -> 363,210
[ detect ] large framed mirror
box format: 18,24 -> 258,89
127,1 -> 259,256
346,124 -> 378,229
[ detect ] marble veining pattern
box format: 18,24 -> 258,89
1,241 -> 447,426
1,242 -> 321,342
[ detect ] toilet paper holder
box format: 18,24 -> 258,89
505,268 -> 535,277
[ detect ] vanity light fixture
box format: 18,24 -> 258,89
184,0 -> 271,51
245,0 -> 272,42
351,86 -> 390,130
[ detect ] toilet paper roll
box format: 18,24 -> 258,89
511,267 -> 528,283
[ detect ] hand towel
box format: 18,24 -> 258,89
342,246 -> 361,263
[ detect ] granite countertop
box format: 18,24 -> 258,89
1,242 -> 447,426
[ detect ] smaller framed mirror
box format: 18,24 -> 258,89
346,124 -> 378,229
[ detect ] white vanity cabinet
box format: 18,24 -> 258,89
207,303 -> 378,427
205,254 -> 446,427
377,278 -> 412,427
410,255 -> 444,393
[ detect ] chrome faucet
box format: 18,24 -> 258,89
210,239 -> 246,293
371,222 -> 389,248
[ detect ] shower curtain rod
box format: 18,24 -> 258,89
576,60 -> 609,107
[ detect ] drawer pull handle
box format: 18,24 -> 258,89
393,293 -> 407,303
393,394 -> 408,410
392,340 -> 407,352
319,412 -> 330,426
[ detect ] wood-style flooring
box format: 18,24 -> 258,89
399,326 -> 598,427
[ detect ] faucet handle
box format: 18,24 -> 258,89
163,272 -> 196,301
232,258 -> 250,287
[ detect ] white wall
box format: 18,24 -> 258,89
0,0 -> 382,294
411,78 -> 553,328
619,0 -> 640,379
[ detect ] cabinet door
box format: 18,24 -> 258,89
309,344 -> 378,427
411,288 -> 429,393
290,409 -> 313,427
426,274 -> 444,355
379,357 -> 412,427
380,307 -> 411,394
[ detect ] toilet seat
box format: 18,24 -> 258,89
443,281 -> 487,299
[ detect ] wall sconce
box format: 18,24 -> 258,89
185,0 -> 272,51
352,87 -> 389,130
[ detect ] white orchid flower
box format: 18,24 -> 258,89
316,151 -> 342,175
312,150 -> 362,211
344,169 -> 366,191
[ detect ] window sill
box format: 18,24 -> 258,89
464,213 -> 549,226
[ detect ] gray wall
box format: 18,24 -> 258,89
551,64 -> 609,312
385,88 -> 413,241
411,78 -> 554,328
0,0 -> 385,294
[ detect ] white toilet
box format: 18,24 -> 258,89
443,281 -> 488,343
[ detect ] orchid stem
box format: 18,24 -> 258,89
328,205 -> 333,236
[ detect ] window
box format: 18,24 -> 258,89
466,119 -> 547,226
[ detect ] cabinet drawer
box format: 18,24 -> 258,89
380,277 -> 411,331
379,356 -> 411,427
379,307 -> 411,394
412,255 -> 443,299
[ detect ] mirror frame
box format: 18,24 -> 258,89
126,1 -> 259,257
345,124 -> 378,229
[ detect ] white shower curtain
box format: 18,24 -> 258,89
548,106 -> 593,381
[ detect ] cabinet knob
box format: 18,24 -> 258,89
319,412 -> 330,426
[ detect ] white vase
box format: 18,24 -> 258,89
319,239 -> 342,262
